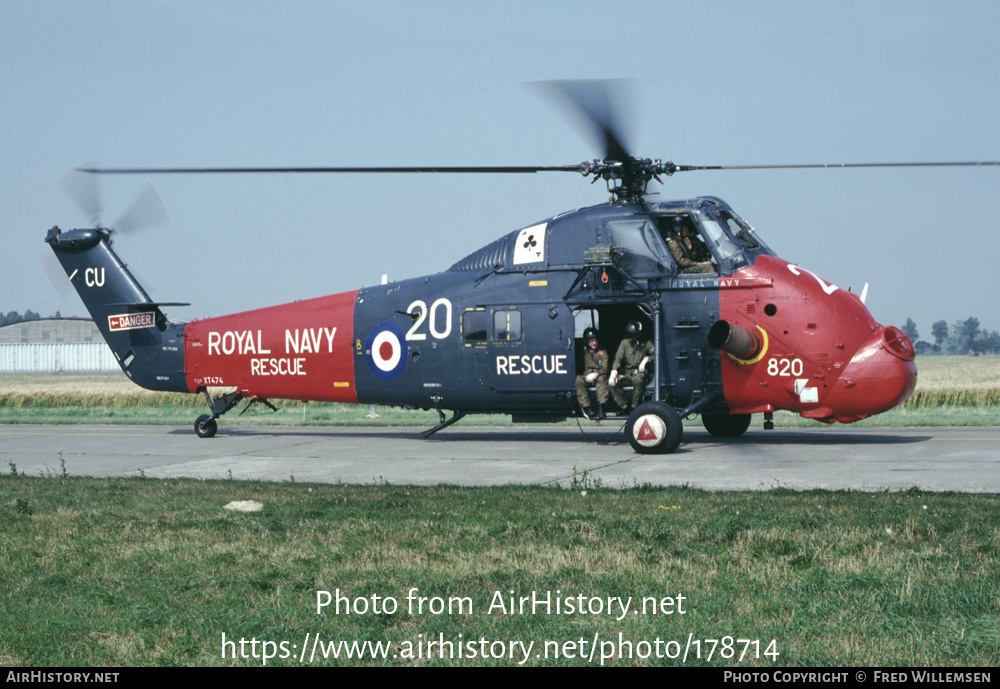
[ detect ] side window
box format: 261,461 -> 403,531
494,310 -> 522,341
606,219 -> 672,275
574,308 -> 599,337
462,310 -> 489,342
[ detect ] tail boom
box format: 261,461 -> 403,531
46,226 -> 188,392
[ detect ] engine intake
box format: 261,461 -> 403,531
709,320 -> 762,360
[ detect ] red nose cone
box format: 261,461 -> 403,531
823,326 -> 917,422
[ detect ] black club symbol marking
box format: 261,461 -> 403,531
523,235 -> 537,250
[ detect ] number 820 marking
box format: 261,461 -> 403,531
767,357 -> 803,377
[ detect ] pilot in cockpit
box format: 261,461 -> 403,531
664,218 -> 715,274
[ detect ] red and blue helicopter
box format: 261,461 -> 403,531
47,81 -> 994,453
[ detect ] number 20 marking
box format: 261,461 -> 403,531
405,298 -> 452,341
767,357 -> 803,377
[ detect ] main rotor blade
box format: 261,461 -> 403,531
79,160 -> 1000,181
671,161 -> 1000,172
82,165 -> 587,175
532,79 -> 634,162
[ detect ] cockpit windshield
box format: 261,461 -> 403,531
696,212 -> 746,268
692,205 -> 773,273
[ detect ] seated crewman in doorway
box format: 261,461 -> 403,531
575,327 -> 610,419
609,320 -> 655,413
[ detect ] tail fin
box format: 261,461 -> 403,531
45,226 -> 190,392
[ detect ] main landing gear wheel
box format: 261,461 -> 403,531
702,411 -> 752,438
194,415 -> 218,439
625,401 -> 682,454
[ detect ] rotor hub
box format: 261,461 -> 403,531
579,157 -> 676,203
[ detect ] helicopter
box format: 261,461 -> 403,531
45,81 -> 993,454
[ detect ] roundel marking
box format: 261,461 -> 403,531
379,340 -> 394,362
366,323 -> 408,380
635,414 -> 666,448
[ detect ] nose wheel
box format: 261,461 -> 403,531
625,401 -> 683,454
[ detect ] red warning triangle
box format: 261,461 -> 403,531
637,418 -> 660,441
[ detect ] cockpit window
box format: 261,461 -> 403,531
605,219 -> 673,275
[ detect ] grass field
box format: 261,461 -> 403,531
1,475 -> 997,666
904,356 -> 1000,407
2,358 -> 998,667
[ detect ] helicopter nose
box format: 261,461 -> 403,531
823,325 -> 917,422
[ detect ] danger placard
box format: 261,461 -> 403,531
108,312 -> 155,331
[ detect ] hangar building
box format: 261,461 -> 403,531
0,318 -> 118,372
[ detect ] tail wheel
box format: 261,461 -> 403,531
702,411 -> 752,437
195,415 -> 218,439
625,401 -> 682,454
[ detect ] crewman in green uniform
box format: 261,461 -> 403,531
609,320 -> 655,412
575,326 -> 610,419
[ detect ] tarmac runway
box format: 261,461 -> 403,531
3,423 -> 999,492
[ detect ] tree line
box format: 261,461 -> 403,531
903,317 -> 1000,355
0,310 -> 61,327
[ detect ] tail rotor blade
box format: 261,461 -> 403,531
61,161 -> 103,227
43,253 -> 71,300
113,183 -> 168,235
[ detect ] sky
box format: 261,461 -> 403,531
2,0 -> 998,342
